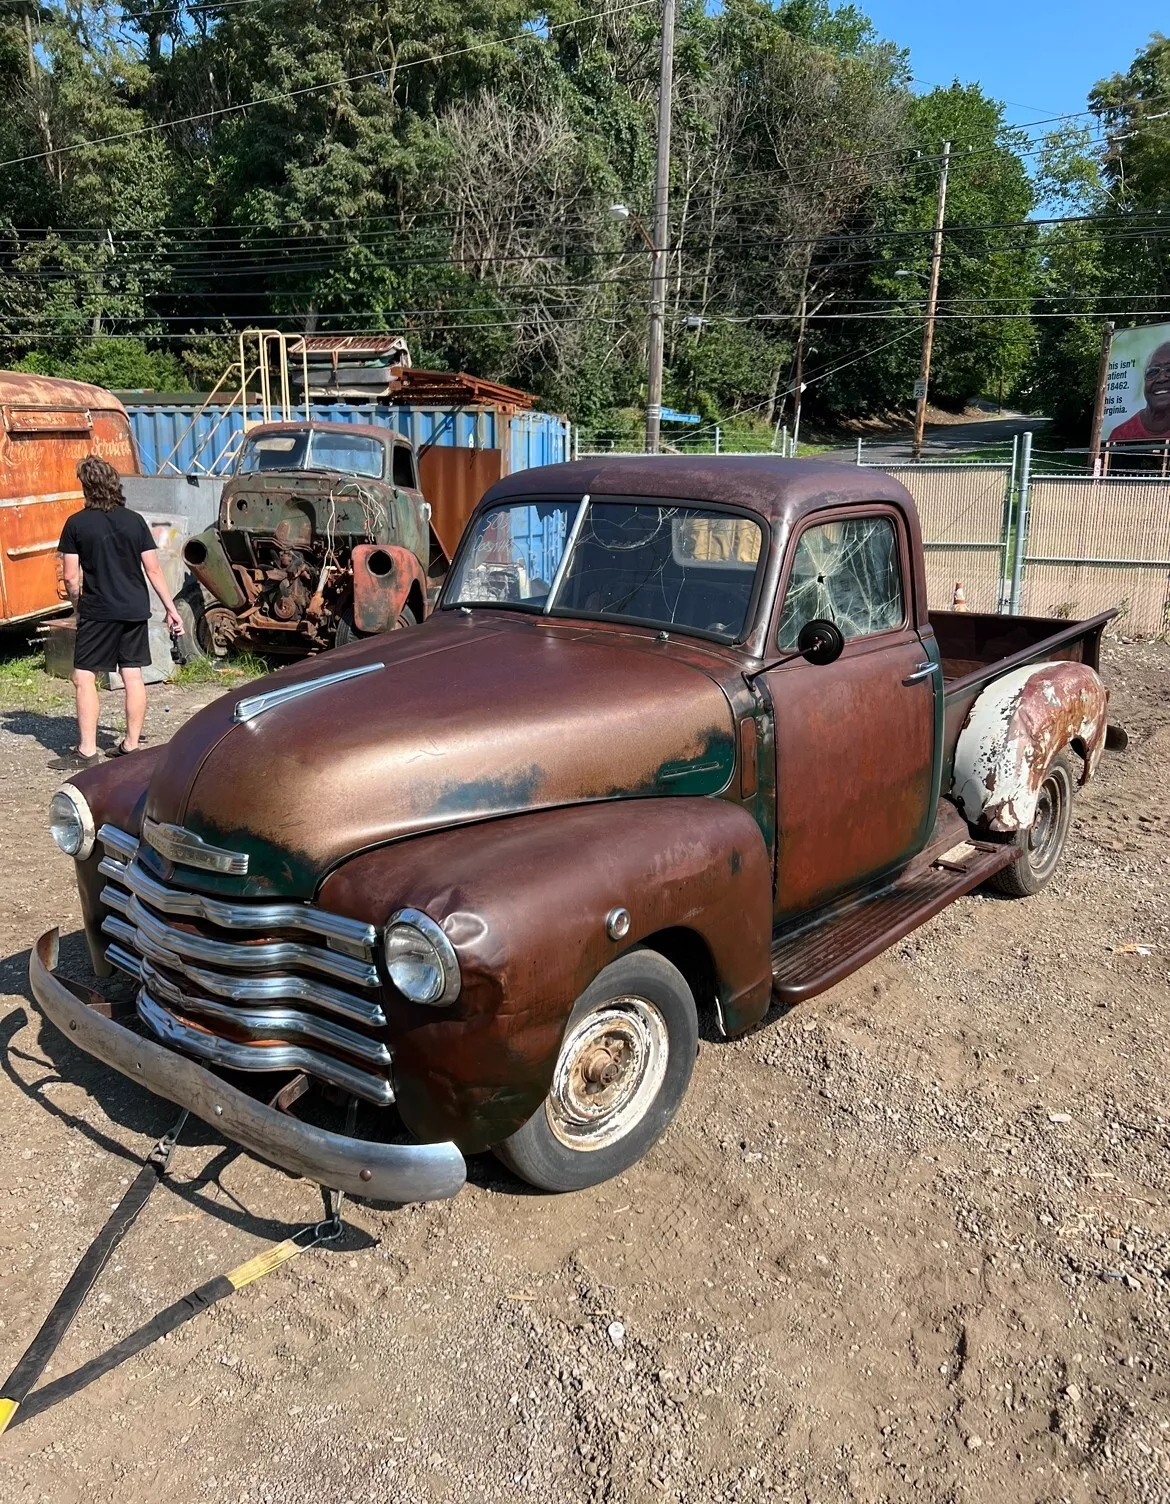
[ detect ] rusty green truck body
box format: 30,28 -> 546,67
183,421 -> 441,655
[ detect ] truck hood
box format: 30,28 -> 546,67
143,612 -> 736,899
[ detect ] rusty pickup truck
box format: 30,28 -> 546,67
182,420 -> 442,655
31,457 -> 1120,1203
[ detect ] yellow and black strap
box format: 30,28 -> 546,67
0,1113 -> 341,1435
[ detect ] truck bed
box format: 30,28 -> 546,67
930,606 -> 1117,784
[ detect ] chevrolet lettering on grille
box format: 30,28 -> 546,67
141,818 -> 250,876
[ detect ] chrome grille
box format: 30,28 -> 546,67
96,823 -> 393,1106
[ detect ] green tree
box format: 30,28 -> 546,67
817,83 -> 1035,419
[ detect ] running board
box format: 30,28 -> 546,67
770,840 -> 1016,1005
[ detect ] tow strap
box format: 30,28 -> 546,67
0,1109 -> 343,1435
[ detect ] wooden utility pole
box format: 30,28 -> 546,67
912,140 -> 950,460
645,0 -> 676,454
1087,320 -> 1115,475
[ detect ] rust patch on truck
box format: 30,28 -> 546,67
952,660 -> 1109,832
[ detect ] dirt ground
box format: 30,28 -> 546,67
0,641 -> 1166,1504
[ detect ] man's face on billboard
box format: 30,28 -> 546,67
1144,343 -> 1170,416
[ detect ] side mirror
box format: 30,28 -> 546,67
797,618 -> 844,666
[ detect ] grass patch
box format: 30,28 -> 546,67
0,649 -> 69,711
173,649 -> 269,688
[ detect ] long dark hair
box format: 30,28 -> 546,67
77,455 -> 126,512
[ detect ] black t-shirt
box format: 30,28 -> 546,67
58,507 -> 156,622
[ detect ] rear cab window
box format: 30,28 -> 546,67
392,444 -> 417,489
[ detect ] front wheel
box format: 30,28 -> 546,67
492,950 -> 698,1192
989,749 -> 1075,897
334,602 -> 417,647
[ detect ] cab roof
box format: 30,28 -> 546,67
244,420 -> 409,447
483,454 -> 917,530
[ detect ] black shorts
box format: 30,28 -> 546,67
73,619 -> 152,673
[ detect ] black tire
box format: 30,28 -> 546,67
492,949 -> 699,1193
989,749 -> 1075,897
334,601 -> 417,647
172,594 -> 207,664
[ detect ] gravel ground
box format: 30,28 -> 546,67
0,641 -> 1166,1504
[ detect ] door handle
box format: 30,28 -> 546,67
902,661 -> 940,685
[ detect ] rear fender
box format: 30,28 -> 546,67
951,660 -> 1109,832
318,798 -> 773,1153
351,544 -> 426,632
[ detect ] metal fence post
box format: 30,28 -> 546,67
856,436 -> 863,465
1008,431 -> 1032,615
714,426 -> 721,455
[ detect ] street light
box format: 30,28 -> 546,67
609,202 -> 655,252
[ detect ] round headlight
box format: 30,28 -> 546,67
383,908 -> 460,1006
49,785 -> 95,860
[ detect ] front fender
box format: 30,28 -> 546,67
951,660 -> 1108,832
318,798 -> 773,1153
351,544 -> 426,632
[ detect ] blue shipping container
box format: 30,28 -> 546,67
127,401 -> 570,478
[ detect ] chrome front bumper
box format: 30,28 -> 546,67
28,930 -> 467,1203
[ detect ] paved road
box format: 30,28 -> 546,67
830,411 -> 1050,465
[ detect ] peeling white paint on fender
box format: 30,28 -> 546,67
952,661 -> 1109,832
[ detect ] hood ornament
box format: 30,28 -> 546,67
142,818 -> 250,875
233,661 -> 384,724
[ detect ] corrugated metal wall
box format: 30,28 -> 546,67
509,409 -> 573,473
127,402 -> 569,478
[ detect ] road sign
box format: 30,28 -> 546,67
660,407 -> 701,424
913,379 -> 927,401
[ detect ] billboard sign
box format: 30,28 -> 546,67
1101,322 -> 1170,444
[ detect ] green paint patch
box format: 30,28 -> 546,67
429,766 -> 543,819
654,729 -> 736,796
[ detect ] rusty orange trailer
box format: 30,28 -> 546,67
0,372 -> 139,627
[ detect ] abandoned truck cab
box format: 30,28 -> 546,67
183,420 -> 442,655
31,457 -> 1118,1204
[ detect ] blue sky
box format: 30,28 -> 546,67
862,1 -> 1165,130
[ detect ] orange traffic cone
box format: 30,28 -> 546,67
952,581 -> 968,611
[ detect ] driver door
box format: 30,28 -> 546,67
763,507 -> 937,923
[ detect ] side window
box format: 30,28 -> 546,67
777,515 -> 904,649
392,444 -> 417,489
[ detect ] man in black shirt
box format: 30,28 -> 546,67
52,456 -> 184,771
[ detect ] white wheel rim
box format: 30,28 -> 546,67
545,997 -> 670,1152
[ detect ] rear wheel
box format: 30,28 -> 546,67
990,749 -> 1075,897
334,602 -> 417,647
172,595 -> 206,664
492,950 -> 698,1193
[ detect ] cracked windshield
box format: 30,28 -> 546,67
446,500 -> 764,640
776,516 -> 903,648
